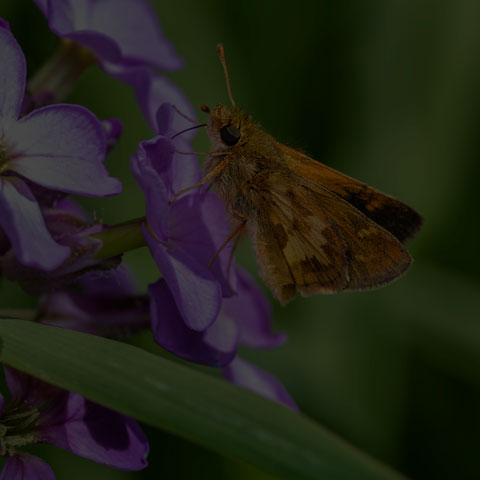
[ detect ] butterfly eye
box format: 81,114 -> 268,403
220,124 -> 241,146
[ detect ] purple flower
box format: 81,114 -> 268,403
0,27 -> 121,271
150,268 -> 298,411
0,366 -> 149,479
109,64 -> 197,134
0,453 -> 55,480
132,104 -> 234,332
150,268 -> 284,366
102,117 -> 123,153
149,278 -> 238,366
33,0 -> 194,134
1,198 -> 120,294
37,264 -> 150,338
33,0 -> 182,71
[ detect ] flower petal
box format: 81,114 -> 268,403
170,193 -> 237,297
132,131 -> 201,211
38,266 -> 150,339
0,18 -> 11,31
145,74 -> 197,135
154,103 -> 203,192
77,263 -> 137,295
104,64 -> 196,135
0,177 -> 70,270
223,269 -> 286,348
37,1 -> 122,61
32,0 -> 48,15
39,290 -> 150,338
6,104 -> 121,197
41,0 -> 183,70
131,136 -> 173,240
64,31 -> 122,63
54,196 -> 89,220
154,102 -> 174,137
1,205 -> 121,294
150,279 -> 238,366
39,392 -> 149,471
223,358 -> 299,412
102,117 -> 123,152
0,454 -> 55,480
0,27 -> 25,121
155,102 -> 203,159
3,366 -> 60,409
144,227 -> 221,331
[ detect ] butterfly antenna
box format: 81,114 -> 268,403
217,43 -> 236,107
172,105 -> 203,125
171,124 -> 207,140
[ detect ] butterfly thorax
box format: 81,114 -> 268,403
206,104 -> 290,216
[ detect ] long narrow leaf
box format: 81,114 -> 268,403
0,319 -> 407,480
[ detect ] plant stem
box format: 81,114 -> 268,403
92,217 -> 147,260
28,39 -> 95,102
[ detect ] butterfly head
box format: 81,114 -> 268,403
203,104 -> 253,152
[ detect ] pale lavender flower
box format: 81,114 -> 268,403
0,26 -> 120,271
1,198 -> 120,294
33,0 -> 195,133
33,0 -> 182,70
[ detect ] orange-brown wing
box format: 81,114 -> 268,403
283,146 -> 423,244
248,172 -> 412,305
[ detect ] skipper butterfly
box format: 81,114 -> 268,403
175,44 -> 423,305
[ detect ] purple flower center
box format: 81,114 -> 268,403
0,406 -> 41,456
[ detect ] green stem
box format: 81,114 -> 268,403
27,39 -> 95,102
92,217 -> 148,260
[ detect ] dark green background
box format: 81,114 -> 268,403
2,1 -> 480,478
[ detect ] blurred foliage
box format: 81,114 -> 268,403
1,0 -> 480,478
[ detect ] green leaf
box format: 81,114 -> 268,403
0,319 -> 406,480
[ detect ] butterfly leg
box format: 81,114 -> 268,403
208,215 -> 246,269
223,224 -> 245,294
222,211 -> 248,295
169,153 -> 231,203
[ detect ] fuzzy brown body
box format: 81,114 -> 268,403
205,104 -> 422,305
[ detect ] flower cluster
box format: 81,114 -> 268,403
0,366 -> 148,478
0,1 -> 297,477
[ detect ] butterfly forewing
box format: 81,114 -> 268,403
283,146 -> 423,244
249,170 -> 412,305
